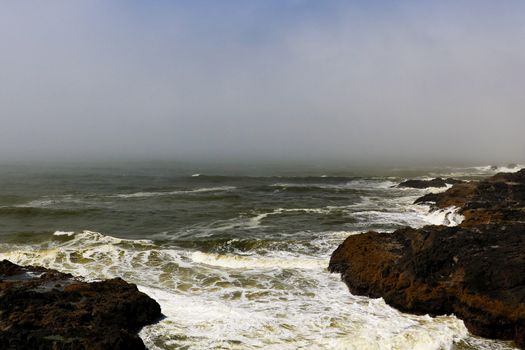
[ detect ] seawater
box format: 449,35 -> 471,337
0,163 -> 521,350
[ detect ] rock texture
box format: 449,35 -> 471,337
397,177 -> 463,189
0,260 -> 161,350
329,169 -> 525,348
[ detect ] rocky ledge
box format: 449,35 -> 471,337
329,169 -> 525,348
397,177 -> 463,189
0,260 -> 161,350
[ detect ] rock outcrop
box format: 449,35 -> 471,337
397,177 -> 463,189
0,260 -> 162,350
330,169 -> 525,348
415,169 -> 525,226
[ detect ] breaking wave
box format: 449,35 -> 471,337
114,186 -> 237,198
0,229 -> 513,350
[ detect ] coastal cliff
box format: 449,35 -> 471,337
0,260 -> 161,350
329,169 -> 525,348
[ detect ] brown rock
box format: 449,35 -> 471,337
0,260 -> 162,350
415,169 -> 525,225
330,168 -> 525,348
329,224 -> 525,347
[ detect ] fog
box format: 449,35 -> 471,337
1,1 -> 524,165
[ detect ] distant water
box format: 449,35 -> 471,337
0,163 -> 521,350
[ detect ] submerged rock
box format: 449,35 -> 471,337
397,177 -> 463,189
0,260 -> 161,350
330,168 -> 525,348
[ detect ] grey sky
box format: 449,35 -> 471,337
1,1 -> 524,164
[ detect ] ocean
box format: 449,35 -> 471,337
0,162 -> 520,350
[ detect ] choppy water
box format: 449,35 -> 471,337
0,162 -> 521,350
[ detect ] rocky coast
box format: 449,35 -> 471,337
0,260 -> 161,350
329,169 -> 525,348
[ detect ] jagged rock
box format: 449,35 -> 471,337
398,177 -> 463,189
330,168 -> 525,348
0,260 -> 162,350
415,169 -> 525,226
329,224 -> 525,347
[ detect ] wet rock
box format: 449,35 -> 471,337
415,169 -> 525,225
329,224 -> 525,348
397,177 -> 463,189
0,260 -> 162,350
330,168 -> 525,348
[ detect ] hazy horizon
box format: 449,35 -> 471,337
1,1 -> 524,164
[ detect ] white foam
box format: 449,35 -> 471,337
200,207 -> 337,232
423,207 -> 465,227
115,186 -> 236,198
474,165 -> 523,173
53,230 -> 75,236
0,230 -> 511,350
16,199 -> 56,208
190,251 -> 328,270
494,166 -> 523,173
271,180 -> 398,191
137,269 -> 472,350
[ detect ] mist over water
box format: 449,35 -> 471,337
1,1 -> 524,349
0,1 -> 524,163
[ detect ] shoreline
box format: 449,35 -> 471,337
0,260 -> 162,350
329,169 -> 525,348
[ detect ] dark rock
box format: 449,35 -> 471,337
330,168 -> 525,348
398,177 -> 464,189
0,260 -> 162,350
398,178 -> 447,189
329,224 -> 525,347
416,169 -> 525,226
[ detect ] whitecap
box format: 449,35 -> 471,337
422,207 -> 465,227
114,186 -> 236,198
190,251 -> 328,270
53,230 -> 75,236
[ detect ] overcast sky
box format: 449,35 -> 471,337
1,1 -> 524,164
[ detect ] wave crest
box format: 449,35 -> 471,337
115,186 -> 237,198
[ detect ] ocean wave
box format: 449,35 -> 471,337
201,207 -> 340,232
13,196 -> 94,208
270,180 -> 397,192
53,230 -> 155,246
53,230 -> 75,236
137,271 -> 474,350
474,165 -> 524,173
114,186 -> 237,198
423,207 -> 465,227
350,204 -> 464,229
190,251 -> 327,270
0,229 -> 507,350
0,230 -> 168,283
435,164 -> 524,178
0,206 -> 96,217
